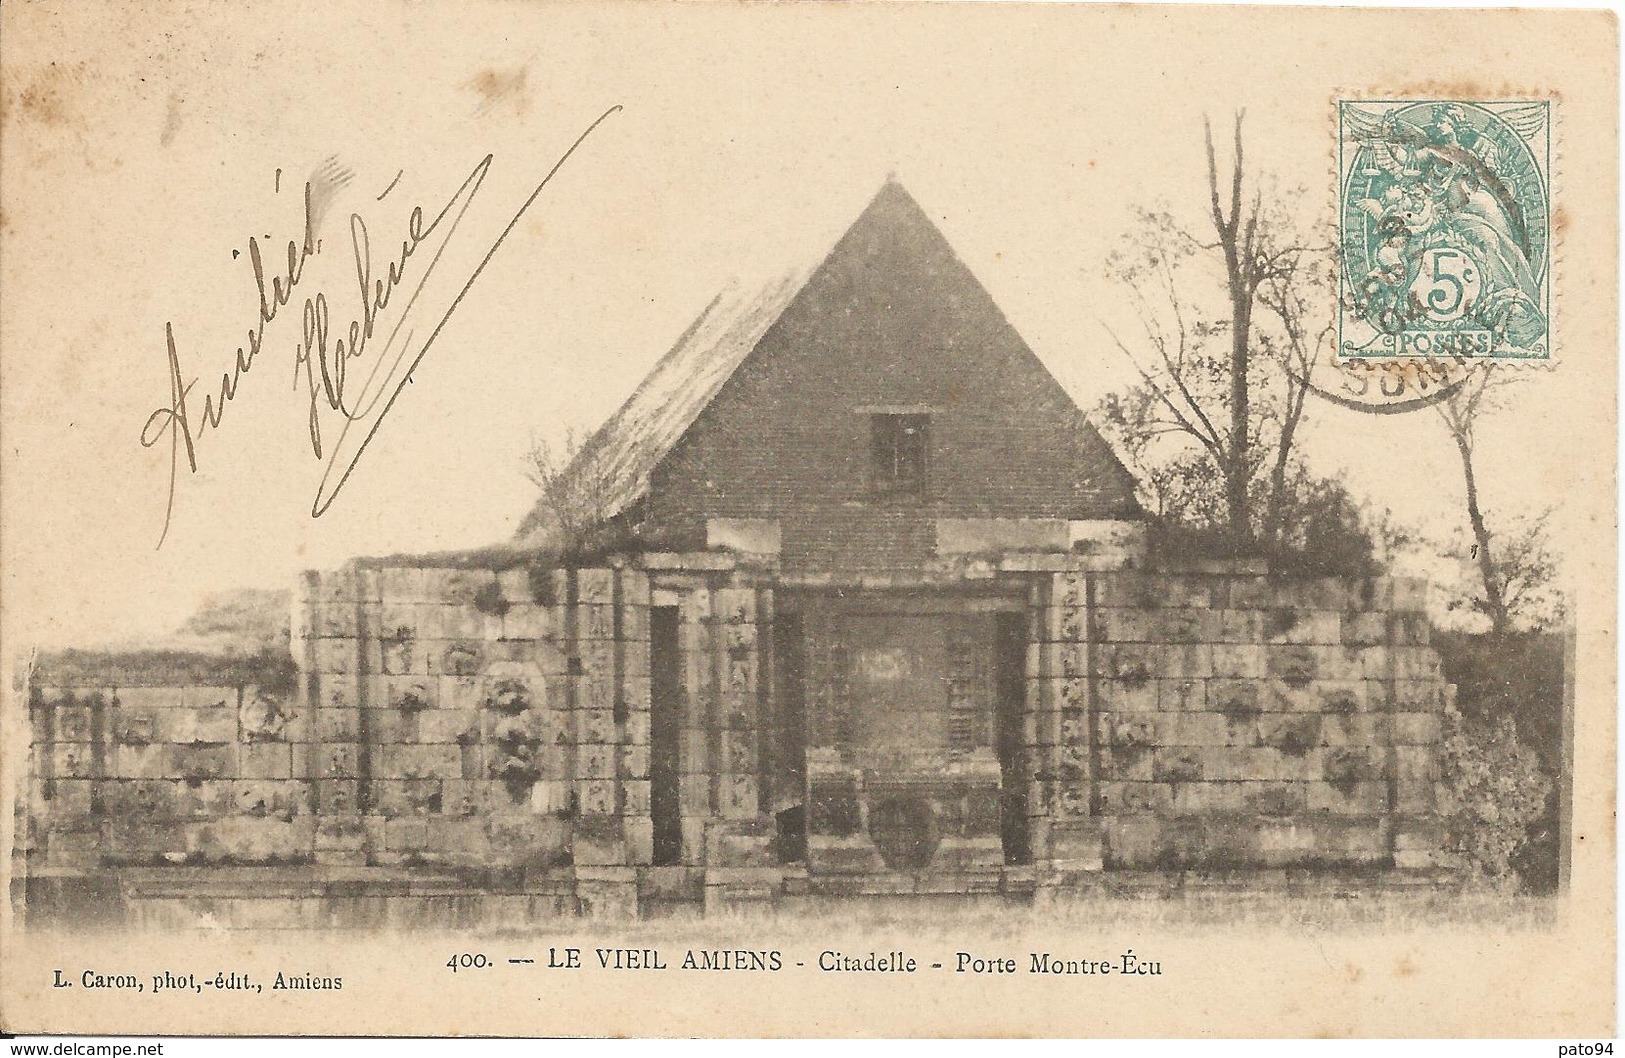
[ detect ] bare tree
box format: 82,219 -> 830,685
1207,113 -> 1260,545
522,427 -> 617,552
1434,366 -> 1562,635
1098,111 -> 1331,553
1435,367 -> 1508,629
1256,250 -> 1335,544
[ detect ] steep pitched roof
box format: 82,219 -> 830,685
515,267 -> 815,543
516,179 -> 1134,543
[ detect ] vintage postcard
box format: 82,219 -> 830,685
0,1 -> 1615,1040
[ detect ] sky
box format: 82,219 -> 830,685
0,3 -> 1613,650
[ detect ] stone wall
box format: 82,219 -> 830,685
21,654 -> 300,871
1028,570 -> 1449,889
14,558 -> 1455,925
291,564 -> 663,915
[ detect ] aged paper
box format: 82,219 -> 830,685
0,1 -> 1615,1038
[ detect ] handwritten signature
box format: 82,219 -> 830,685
139,105 -> 622,547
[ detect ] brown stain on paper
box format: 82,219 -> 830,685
5,61 -> 91,131
465,65 -> 531,117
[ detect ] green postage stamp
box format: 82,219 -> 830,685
1338,99 -> 1551,361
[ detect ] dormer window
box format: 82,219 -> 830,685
871,413 -> 929,495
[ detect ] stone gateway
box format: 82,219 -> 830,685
15,181 -> 1455,926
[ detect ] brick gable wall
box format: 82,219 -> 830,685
634,184 -> 1139,571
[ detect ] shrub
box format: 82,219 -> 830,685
1437,704 -> 1552,890
1434,631 -> 1564,893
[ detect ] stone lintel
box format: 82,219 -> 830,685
705,518 -> 783,555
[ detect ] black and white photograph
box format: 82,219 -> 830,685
0,1 -> 1615,1041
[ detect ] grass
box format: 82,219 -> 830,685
23,876 -> 1558,939
470,889 -> 1559,945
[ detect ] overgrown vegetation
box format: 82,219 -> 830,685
174,587 -> 292,656
1091,114 -> 1394,577
1436,705 -> 1552,891
521,428 -> 622,556
1095,113 -> 1567,895
1434,632 -> 1564,893
514,427 -> 690,561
